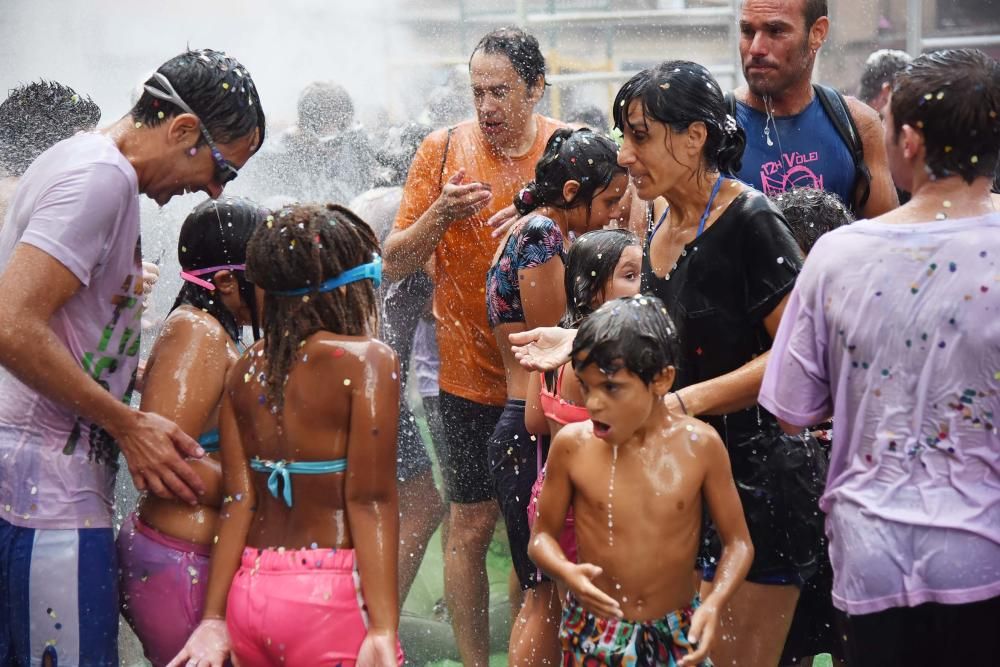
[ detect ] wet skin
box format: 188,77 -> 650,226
135,305 -> 238,545
529,363 -> 752,624
200,332 -> 400,634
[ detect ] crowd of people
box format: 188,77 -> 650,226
0,1 -> 997,666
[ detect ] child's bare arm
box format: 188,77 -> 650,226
345,341 -> 401,638
167,384 -> 255,667
524,371 -> 548,436
528,426 -> 623,619
679,426 -> 753,666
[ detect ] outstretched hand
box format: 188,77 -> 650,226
678,602 -> 719,666
166,619 -> 230,667
509,327 -> 576,372
433,169 -> 493,226
565,562 -> 622,620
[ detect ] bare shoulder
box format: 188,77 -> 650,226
672,415 -> 726,459
843,95 -> 884,144
551,420 -> 594,457
149,307 -> 231,373
158,306 -> 231,347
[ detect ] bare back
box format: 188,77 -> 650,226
227,332 -> 399,550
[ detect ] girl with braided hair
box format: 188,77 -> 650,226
171,204 -> 402,667
485,127 -> 629,666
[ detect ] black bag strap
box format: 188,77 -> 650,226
726,86 -> 872,214
812,83 -> 871,215
438,126 -> 455,190
724,90 -> 738,120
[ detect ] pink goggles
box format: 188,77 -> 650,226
179,264 -> 247,291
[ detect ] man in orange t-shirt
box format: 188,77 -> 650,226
384,27 -> 564,666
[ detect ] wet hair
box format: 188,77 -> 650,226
564,229 -> 642,326
803,0 -> 828,29
246,203 -> 380,409
470,27 -> 546,89
174,197 -> 267,342
858,49 -> 912,106
572,295 -> 680,386
513,128 -> 626,215
0,80 -> 101,176
298,81 -> 353,135
613,61 -> 746,176
889,49 -> 1000,184
131,48 -> 265,148
770,188 -> 853,254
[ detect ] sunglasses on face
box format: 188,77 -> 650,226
143,72 -> 240,185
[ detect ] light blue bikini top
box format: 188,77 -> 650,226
250,458 -> 347,507
198,429 -> 220,453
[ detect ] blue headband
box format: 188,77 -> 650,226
268,255 -> 382,297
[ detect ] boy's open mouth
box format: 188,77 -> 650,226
592,420 -> 611,438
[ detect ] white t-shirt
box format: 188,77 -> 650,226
0,132 -> 142,530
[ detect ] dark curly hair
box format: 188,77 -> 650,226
0,80 -> 101,176
246,203 -> 380,408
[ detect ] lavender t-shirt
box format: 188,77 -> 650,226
0,133 -> 142,530
760,214 -> 1000,614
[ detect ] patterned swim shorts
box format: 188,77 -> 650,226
559,592 -> 712,666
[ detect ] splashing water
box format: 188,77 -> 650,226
607,444 -> 618,547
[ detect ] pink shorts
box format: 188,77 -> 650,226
527,464 -> 578,563
227,547 -> 404,666
117,513 -> 211,667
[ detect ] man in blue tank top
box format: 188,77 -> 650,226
733,0 -> 898,218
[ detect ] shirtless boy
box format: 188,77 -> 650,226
528,295 -> 753,666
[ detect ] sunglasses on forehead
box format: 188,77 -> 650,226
143,72 -> 241,185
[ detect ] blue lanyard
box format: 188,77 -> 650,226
649,175 -> 725,242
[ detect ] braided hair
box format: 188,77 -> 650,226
246,203 -> 380,409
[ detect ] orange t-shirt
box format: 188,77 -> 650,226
394,115 -> 565,406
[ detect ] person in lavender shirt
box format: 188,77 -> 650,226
0,49 -> 264,666
759,49 -> 1000,666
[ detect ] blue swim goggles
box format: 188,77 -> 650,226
268,255 -> 382,297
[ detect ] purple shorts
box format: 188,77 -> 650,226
116,513 -> 211,667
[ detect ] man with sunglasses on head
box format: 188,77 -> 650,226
0,48 -> 265,667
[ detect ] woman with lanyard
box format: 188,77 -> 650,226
513,61 -> 827,667
117,197 -> 265,667
617,60 -> 830,667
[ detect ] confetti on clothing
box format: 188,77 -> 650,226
761,212 -> 1000,615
